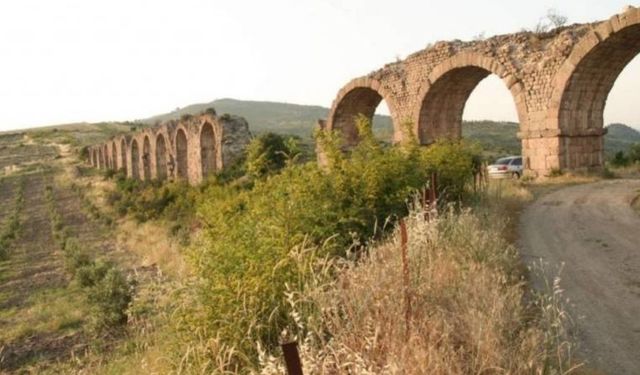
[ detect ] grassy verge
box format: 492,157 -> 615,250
255,183 -> 577,374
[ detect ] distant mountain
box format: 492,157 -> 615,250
143,98 -> 640,159
462,120 -> 521,157
604,123 -> 640,157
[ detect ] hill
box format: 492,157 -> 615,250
604,123 -> 640,156
143,98 -> 393,139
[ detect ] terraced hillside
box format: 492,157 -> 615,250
0,136 -> 170,373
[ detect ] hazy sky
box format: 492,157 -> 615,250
0,0 -> 638,131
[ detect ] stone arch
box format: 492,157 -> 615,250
98,147 -> 105,169
92,148 -> 97,167
326,77 -> 400,147
103,144 -> 110,169
130,139 -> 140,179
120,138 -> 128,175
155,133 -> 168,180
175,127 -> 189,180
200,122 -> 217,178
111,141 -> 118,170
548,9 -> 640,168
142,135 -> 152,180
414,52 -> 526,144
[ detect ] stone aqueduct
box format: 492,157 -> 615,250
90,7 -> 640,178
319,6 -> 640,176
88,111 -> 250,185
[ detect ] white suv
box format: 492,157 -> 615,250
488,156 -> 523,179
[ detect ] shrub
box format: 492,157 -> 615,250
627,143 -> 640,163
421,140 -> 479,201
63,238 -> 92,276
86,265 -> 133,331
245,133 -> 299,178
611,150 -> 630,167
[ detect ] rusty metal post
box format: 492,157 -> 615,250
399,218 -> 411,336
281,341 -> 304,375
422,187 -> 430,221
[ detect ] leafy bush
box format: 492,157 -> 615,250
85,264 -> 134,331
245,132 -> 300,178
63,238 -> 92,276
611,150 -> 630,167
629,143 -> 640,162
110,172 -> 196,223
421,140 -> 479,201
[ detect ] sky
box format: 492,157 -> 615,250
0,0 -> 638,131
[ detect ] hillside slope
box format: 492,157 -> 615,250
144,98 -> 393,139
604,123 -> 640,155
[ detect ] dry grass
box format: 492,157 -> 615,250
255,198 -> 577,374
116,219 -> 189,278
608,164 -> 640,179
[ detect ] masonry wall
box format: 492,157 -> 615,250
322,6 -> 640,177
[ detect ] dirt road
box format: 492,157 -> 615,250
520,179 -> 640,375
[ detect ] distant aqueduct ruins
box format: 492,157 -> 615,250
88,110 -> 250,185
91,7 -> 640,178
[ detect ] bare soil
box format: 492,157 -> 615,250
520,179 -> 640,375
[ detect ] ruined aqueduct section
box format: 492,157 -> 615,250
320,7 -> 640,176
88,110 -> 250,185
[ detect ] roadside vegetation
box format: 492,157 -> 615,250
73,117 -> 574,374
1,117 -> 583,374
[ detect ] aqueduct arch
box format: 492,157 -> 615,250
200,122 -> 217,178
111,141 -> 118,170
546,13 -> 640,170
142,135 -> 152,181
326,78 -> 400,146
119,137 -> 128,175
98,148 -> 104,169
321,7 -> 640,176
175,127 -> 189,180
130,139 -> 140,179
91,149 -> 97,167
415,53 -> 526,144
155,133 -> 168,181
103,145 -> 109,169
